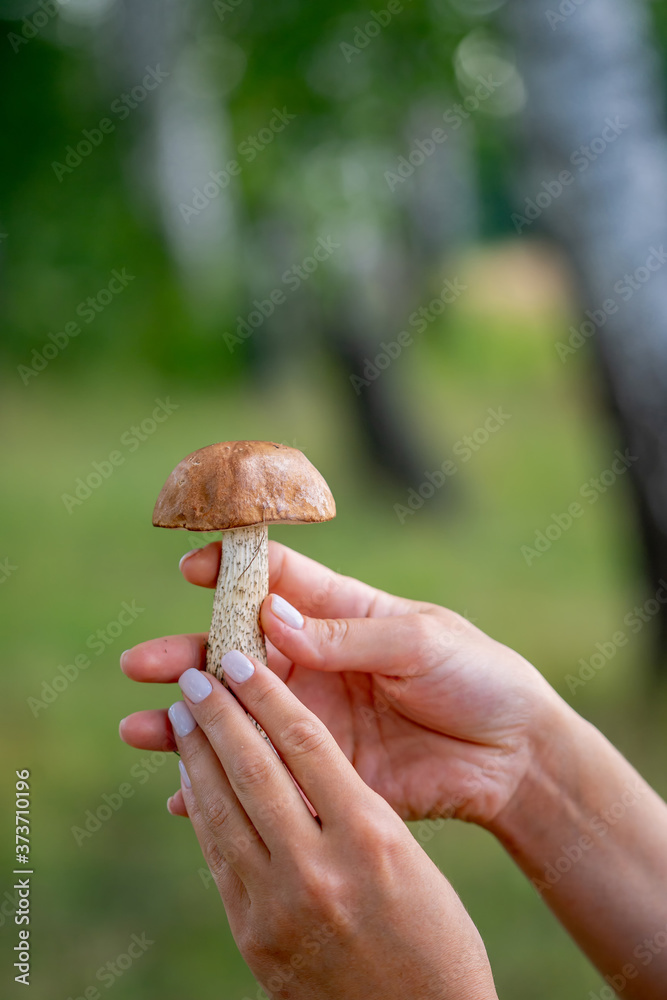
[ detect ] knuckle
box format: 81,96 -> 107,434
201,699 -> 233,734
254,789 -> 291,829
409,613 -> 444,662
349,809 -> 381,846
223,827 -> 260,866
320,616 -> 350,649
410,611 -> 471,665
231,750 -> 279,795
200,792 -> 233,835
434,609 -> 473,653
238,923 -> 272,964
279,717 -> 330,758
292,860 -> 348,915
201,837 -> 230,880
350,802 -> 404,860
239,895 -> 293,958
438,607 -> 469,632
245,679 -> 277,717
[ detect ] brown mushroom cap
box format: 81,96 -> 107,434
153,441 -> 336,531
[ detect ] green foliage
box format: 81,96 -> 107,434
0,0 -> 508,381
2,309 -> 666,998
2,3 -> 667,996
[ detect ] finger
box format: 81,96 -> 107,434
180,540 -> 410,618
167,788 -> 188,816
264,636 -> 293,682
120,634 -> 207,682
261,596 -> 445,676
119,710 -> 176,751
178,541 -> 221,588
168,700 -> 269,885
269,541 -> 401,617
176,668 -> 319,851
216,652 -> 367,826
120,633 -> 293,685
177,765 -> 249,915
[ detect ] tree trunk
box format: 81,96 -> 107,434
504,0 -> 667,676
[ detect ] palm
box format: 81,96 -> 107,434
276,640 -> 541,824
177,541 -> 549,826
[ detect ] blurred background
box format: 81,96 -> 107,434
2,0 -> 667,996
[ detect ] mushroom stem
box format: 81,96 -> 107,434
206,523 -> 269,680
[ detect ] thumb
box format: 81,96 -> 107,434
261,594 -> 443,676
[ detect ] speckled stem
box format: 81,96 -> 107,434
205,524 -> 270,739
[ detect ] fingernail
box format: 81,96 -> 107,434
120,650 -> 130,672
118,717 -> 128,737
168,700 -> 197,737
167,796 -> 174,814
179,760 -> 192,788
271,594 -> 304,630
179,548 -> 199,571
178,667 -> 213,703
221,650 -> 255,683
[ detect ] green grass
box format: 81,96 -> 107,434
1,312 -> 666,999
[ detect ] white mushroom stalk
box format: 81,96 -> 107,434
207,523 -> 268,673
206,523 -> 269,675
153,441 -> 336,740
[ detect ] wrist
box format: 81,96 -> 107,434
486,687 -> 667,998
486,691 -> 600,855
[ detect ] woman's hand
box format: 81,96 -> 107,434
152,651 -> 498,1000
121,540 -> 562,827
121,541 -> 667,997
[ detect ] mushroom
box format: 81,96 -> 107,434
153,441 -> 335,736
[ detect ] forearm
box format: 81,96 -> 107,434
489,698 -> 667,999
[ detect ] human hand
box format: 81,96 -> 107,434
121,539 -> 563,828
121,543 -> 667,998
143,540 -> 562,829
153,650 -> 498,999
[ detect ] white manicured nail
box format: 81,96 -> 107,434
271,594 -> 304,630
221,650 -> 255,683
178,667 -> 213,703
168,701 -> 197,737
